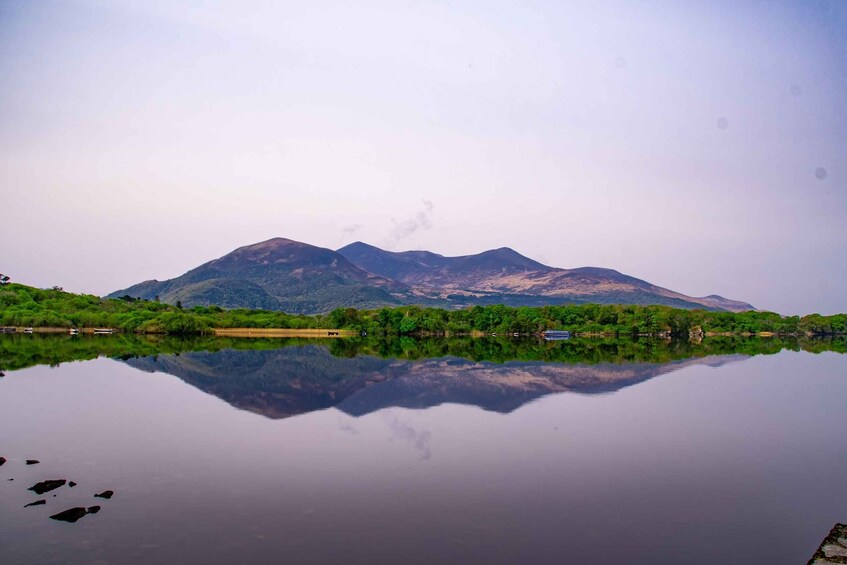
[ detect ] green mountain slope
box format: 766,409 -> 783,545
109,238 -> 408,313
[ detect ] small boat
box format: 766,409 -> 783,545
69,328 -> 79,335
542,330 -> 570,341
24,327 -> 33,334
93,328 -> 114,335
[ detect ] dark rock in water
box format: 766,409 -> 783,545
24,500 -> 46,508
0,456 -> 6,467
68,481 -> 77,488
29,479 -> 66,495
25,460 -> 40,465
94,490 -> 114,499
87,505 -> 101,514
50,507 -> 89,523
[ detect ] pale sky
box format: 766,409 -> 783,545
1,0 -> 845,314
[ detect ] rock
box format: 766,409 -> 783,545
809,523 -> 847,564
94,490 -> 114,500
87,506 -> 101,514
24,500 -> 46,508
822,544 -> 847,558
50,507 -> 89,523
28,479 -> 66,495
68,481 -> 77,488
25,460 -> 40,465
0,456 -> 6,467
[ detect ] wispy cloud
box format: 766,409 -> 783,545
386,200 -> 434,247
341,224 -> 363,239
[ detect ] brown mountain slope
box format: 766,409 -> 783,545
337,242 -> 754,312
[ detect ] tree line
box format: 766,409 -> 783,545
327,303 -> 846,337
1,283 -> 845,337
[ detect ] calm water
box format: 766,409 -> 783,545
1,337 -> 845,564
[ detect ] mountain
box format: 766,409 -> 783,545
337,242 -> 754,312
110,237 -> 754,313
109,238 -> 409,313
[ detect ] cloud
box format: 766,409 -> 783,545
341,224 -> 363,238
386,200 -> 434,246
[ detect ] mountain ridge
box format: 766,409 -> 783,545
337,241 -> 753,312
109,237 -> 754,313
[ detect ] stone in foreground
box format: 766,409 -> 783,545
50,507 -> 89,523
28,479 -> 66,495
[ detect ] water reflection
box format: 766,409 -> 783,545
128,336 -> 841,418
1,335 -> 845,565
2,333 -> 842,419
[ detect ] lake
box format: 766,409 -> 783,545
1,335 -> 845,564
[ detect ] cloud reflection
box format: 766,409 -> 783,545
384,413 -> 432,461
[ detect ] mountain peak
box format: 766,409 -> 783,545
466,246 -> 549,272
217,237 -> 339,267
237,237 -> 306,251
338,241 -> 380,254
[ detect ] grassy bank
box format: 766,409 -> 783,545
212,328 -> 358,338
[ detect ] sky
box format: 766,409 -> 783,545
1,0 -> 845,315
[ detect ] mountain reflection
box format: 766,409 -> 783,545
124,342 -> 747,419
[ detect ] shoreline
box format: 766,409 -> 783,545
1,326 -> 844,339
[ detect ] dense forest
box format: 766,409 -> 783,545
1,283 -> 845,337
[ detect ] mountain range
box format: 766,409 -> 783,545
109,237 -> 753,313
